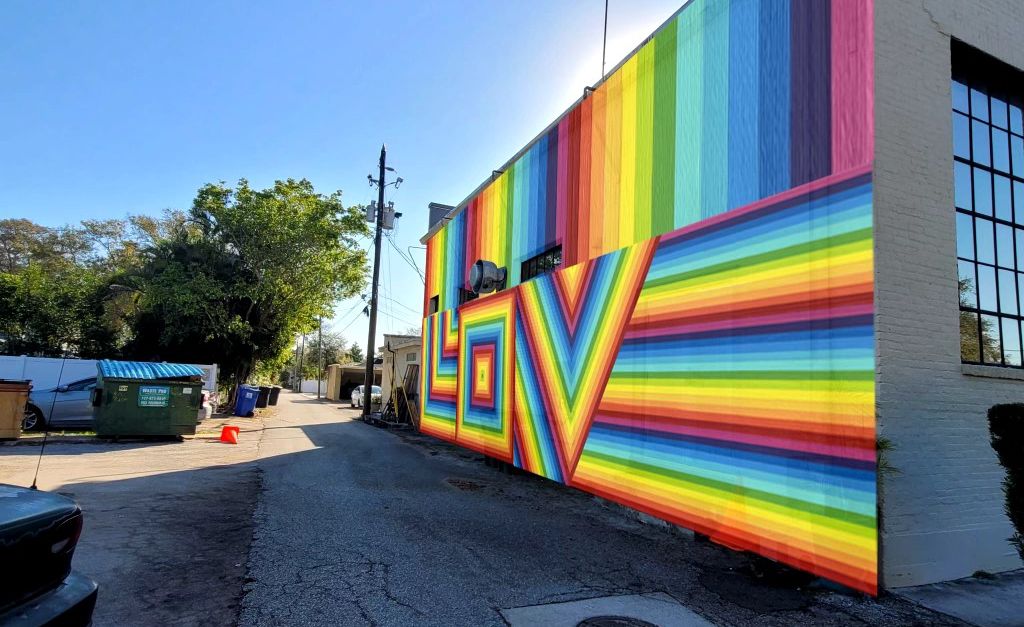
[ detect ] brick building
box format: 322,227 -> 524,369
418,0 -> 1024,592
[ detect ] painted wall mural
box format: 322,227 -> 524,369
424,0 -> 873,315
420,0 -> 876,596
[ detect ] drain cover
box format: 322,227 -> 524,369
577,617 -> 660,627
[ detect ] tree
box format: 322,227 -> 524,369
123,179 -> 368,389
346,344 -> 364,364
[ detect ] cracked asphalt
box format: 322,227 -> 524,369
238,393 -> 966,627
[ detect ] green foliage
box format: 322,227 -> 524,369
123,179 -> 368,385
0,180 -> 367,387
988,403 -> 1024,561
346,344 -> 364,364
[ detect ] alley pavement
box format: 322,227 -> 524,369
239,392 -> 967,627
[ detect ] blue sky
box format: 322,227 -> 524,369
0,0 -> 683,354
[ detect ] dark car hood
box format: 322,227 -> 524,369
0,484 -> 79,544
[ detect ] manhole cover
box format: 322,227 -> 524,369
577,617 -> 660,627
446,478 -> 484,491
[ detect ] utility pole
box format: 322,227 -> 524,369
362,144 -> 387,419
317,316 -> 323,399
602,0 -> 609,77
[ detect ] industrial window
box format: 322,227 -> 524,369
427,296 -> 438,315
521,245 -> 563,282
954,56 -> 1024,368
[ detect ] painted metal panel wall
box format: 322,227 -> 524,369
420,0 -> 876,594
424,0 -> 873,314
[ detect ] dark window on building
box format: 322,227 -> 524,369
458,288 -> 478,305
521,246 -> 563,282
954,51 -> 1024,368
428,296 -> 439,315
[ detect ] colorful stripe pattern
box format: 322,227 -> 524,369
514,239 -> 657,481
455,291 -> 516,462
424,0 -> 873,314
420,309 -> 460,441
419,0 -> 877,597
573,169 -> 875,593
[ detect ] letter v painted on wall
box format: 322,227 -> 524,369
514,238 -> 658,483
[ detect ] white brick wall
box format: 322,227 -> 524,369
875,0 -> 1024,587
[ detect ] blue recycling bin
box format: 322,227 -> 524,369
234,385 -> 259,417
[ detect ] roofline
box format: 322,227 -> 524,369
420,0 -> 694,245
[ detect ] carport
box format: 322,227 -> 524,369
324,362 -> 381,401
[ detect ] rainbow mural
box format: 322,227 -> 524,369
420,0 -> 876,595
421,309 -> 460,442
455,291 -> 517,463
425,0 -> 873,314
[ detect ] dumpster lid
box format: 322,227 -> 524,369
98,360 -> 204,381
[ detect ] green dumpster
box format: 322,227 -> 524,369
92,360 -> 205,438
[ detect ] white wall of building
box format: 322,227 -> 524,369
875,0 -> 1024,587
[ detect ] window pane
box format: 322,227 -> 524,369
992,96 -> 1009,129
1002,317 -> 1021,365
976,217 -> 995,264
1000,268 -> 1019,314
955,162 -> 973,210
953,112 -> 971,158
972,88 -> 989,121
993,128 -> 1011,172
1011,104 -> 1023,135
953,80 -> 969,113
1018,272 -> 1024,314
981,314 -> 1002,363
998,224 -> 1016,268
995,174 -> 1013,221
1012,136 -> 1024,177
972,120 -> 991,165
956,212 -> 975,259
979,264 -> 998,310
1003,318 -> 1023,366
1017,181 -> 1024,223
974,168 -> 993,215
959,260 -> 977,307
961,311 -> 981,362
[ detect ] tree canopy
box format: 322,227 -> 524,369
0,179 -> 369,387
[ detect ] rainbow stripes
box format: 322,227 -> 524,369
424,0 -> 873,314
420,309 -> 460,441
455,292 -> 516,462
514,240 -> 657,481
419,0 -> 877,597
574,169 -> 875,593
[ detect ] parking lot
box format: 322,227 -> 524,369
0,414 -> 263,626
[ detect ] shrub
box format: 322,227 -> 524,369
987,403 -> 1024,562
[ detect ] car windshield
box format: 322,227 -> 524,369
372,386 -> 381,393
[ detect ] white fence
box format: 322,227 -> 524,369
0,356 -> 218,392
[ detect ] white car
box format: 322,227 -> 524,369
350,385 -> 381,408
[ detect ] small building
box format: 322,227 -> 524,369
381,334 -> 421,406
324,361 -> 381,402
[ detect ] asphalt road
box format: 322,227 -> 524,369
239,393 -> 966,627
0,415 -> 264,627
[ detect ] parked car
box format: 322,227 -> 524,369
350,385 -> 382,408
22,378 -> 97,432
0,484 -> 98,625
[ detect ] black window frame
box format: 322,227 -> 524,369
954,42 -> 1024,369
427,296 -> 439,315
521,245 -> 563,282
